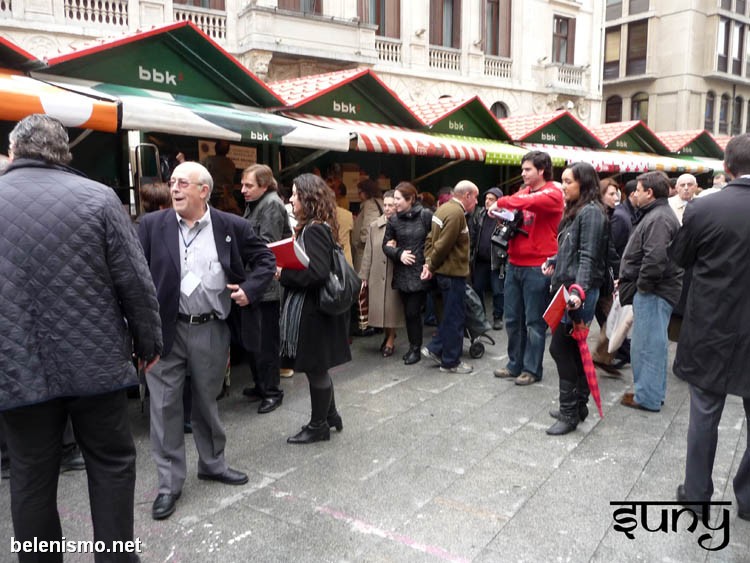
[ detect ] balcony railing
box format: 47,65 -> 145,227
484,56 -> 511,79
174,6 -> 227,42
429,45 -> 461,72
64,0 -> 128,27
556,64 -> 584,88
375,37 -> 402,64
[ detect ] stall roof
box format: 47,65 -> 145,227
588,121 -> 669,154
500,111 -> 603,148
37,77 -> 349,151
656,129 -> 724,159
0,37 -> 41,71
287,113 -> 485,160
713,135 -> 731,151
521,143 -> 711,174
0,70 -> 118,132
432,134 -> 562,167
270,69 -> 423,128
39,21 -> 282,108
410,96 -> 510,140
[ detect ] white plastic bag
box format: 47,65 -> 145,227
606,292 -> 634,353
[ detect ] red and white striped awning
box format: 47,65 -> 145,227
285,113 -> 485,160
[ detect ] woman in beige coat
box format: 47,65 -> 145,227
359,190 -> 405,356
352,179 -> 384,273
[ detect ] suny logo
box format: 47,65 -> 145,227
333,100 -> 357,115
449,120 -> 465,131
138,65 -> 180,86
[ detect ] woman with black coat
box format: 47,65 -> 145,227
543,162 -> 609,435
382,182 -> 432,365
279,174 -> 351,444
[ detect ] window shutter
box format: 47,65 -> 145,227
566,17 -> 576,64
452,0 -> 462,49
385,0 -> 401,38
430,0 -> 442,45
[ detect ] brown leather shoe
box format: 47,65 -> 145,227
594,360 -> 622,377
620,392 -> 660,412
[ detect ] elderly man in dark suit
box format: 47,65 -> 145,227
138,161 -> 275,521
670,133 -> 750,521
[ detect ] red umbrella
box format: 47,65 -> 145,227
566,284 -> 603,418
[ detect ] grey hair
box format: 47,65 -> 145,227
9,114 -> 72,165
0,154 -> 10,173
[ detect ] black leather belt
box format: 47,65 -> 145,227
177,312 -> 219,325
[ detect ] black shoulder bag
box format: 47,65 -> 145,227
319,226 -> 362,316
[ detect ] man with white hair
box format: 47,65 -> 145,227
668,173 -> 698,224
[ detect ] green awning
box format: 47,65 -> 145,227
432,134 -> 565,167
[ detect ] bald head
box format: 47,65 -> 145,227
453,180 -> 479,214
675,174 -> 697,201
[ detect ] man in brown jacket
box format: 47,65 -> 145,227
421,180 -> 479,373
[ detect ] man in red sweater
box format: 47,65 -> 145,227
492,151 -> 563,385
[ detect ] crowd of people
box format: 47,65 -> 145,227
1,114 -> 749,562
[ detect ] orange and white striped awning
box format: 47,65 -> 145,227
286,113 -> 485,160
0,70 -> 118,132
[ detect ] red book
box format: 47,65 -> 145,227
543,284 -> 569,332
268,237 -> 309,270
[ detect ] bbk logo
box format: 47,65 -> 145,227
333,100 -> 357,114
449,120 -> 464,131
541,132 -> 557,142
250,131 -> 270,142
138,65 -> 178,86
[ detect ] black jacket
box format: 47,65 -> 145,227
551,202 -> 609,296
619,198 -> 683,306
383,203 -> 432,292
0,159 -> 162,410
610,198 -> 638,258
670,178 -> 750,397
469,208 -> 504,271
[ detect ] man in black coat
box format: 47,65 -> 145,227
0,115 -> 162,560
610,179 -> 639,258
138,161 -> 275,520
670,134 -> 750,520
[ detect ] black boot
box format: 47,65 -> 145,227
288,384 -> 331,444
403,345 -> 421,365
546,380 -> 579,435
548,403 -> 589,422
327,388 -> 343,432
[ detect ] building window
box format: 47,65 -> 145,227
732,96 -> 744,134
430,0 -> 461,48
738,0 -> 747,14
174,0 -> 225,9
733,21 -> 744,74
358,0 -> 400,38
705,91 -> 716,132
604,27 -> 621,79
491,101 -> 509,118
605,96 -> 623,123
629,0 -> 649,14
631,92 -> 649,121
719,93 -> 730,134
484,0 -> 511,57
552,16 -> 576,65
626,20 -> 648,75
278,0 -> 321,12
606,0 -> 622,21
721,0 -> 731,10
746,99 -> 750,132
718,18 -> 730,72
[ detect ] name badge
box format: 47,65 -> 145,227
181,271 -> 201,297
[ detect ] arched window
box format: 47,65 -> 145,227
605,96 -> 623,123
490,101 -> 509,118
705,91 -> 716,132
631,92 -> 649,121
732,96 -> 743,135
719,93 -> 730,134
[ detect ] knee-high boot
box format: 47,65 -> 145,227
546,379 -> 579,435
288,381 -> 331,444
576,371 -> 590,421
327,387 -> 343,432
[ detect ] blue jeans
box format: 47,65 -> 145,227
427,275 -> 466,368
631,292 -> 672,411
504,263 -> 550,379
471,260 -> 504,320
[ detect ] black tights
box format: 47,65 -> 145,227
399,290 -> 426,347
306,371 -> 334,424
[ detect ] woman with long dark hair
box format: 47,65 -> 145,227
543,162 -> 609,435
279,173 -> 351,444
382,182 -> 432,365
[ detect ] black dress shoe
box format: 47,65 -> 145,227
60,448 -> 86,473
197,467 -> 249,486
676,484 -> 710,519
353,327 -> 376,337
242,387 -> 262,403
152,492 -> 181,520
183,421 -> 193,434
403,347 -> 421,365
327,412 -> 343,432
258,396 -> 283,414
287,423 -> 330,444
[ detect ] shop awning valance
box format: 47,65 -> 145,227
432,134 -> 564,167
0,70 -> 118,132
287,114 -> 485,160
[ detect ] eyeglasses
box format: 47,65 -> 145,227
168,178 -> 199,189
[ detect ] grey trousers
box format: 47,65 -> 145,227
684,384 -> 750,513
147,319 -> 230,494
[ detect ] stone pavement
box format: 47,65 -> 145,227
1,326 -> 749,562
